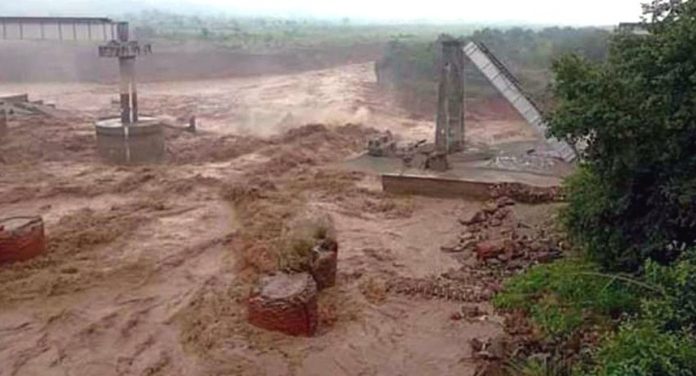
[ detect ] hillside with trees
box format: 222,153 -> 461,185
375,26 -> 611,115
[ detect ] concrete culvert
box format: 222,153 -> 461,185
248,272 -> 319,336
0,216 -> 46,265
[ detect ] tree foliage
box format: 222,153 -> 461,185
549,0 -> 696,271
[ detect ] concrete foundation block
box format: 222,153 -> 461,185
0,216 -> 46,265
248,273 -> 319,336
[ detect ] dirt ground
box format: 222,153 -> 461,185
0,62 -> 542,375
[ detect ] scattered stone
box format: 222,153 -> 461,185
475,240 -> 504,261
471,337 -> 508,361
489,218 -> 503,227
493,208 -> 510,220
482,202 -> 498,214
460,232 -> 475,242
460,239 -> 478,251
490,183 -> 564,204
534,250 -> 561,264
486,337 -> 508,360
461,305 -> 486,319
460,211 -> 487,226
248,273 -> 319,336
367,132 -> 397,157
470,337 -> 485,353
495,196 -> 515,208
441,241 -> 465,253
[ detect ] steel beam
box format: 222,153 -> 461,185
0,17 -> 114,41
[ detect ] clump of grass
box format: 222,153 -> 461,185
278,211 -> 336,272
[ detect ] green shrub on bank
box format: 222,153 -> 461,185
494,259 -> 641,338
497,250 -> 696,376
588,250 -> 696,375
591,321 -> 696,376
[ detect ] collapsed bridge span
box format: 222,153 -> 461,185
462,41 -> 577,162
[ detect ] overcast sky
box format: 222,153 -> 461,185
187,0 -> 645,25
0,0 -> 646,26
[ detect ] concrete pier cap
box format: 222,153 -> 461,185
95,117 -> 165,165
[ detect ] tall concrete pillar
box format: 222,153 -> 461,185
116,22 -> 138,124
435,38 -> 465,154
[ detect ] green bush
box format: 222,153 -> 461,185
587,249 -> 696,375
494,259 -> 641,338
560,167 -> 650,272
500,250 -> 696,375
590,321 -> 696,376
642,250 -> 696,332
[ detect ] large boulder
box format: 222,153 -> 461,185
248,273 -> 319,336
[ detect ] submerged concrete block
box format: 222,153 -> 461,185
0,216 -> 46,265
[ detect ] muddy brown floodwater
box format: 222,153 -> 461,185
0,62 -> 539,375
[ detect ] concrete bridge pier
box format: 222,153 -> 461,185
435,38 -> 465,155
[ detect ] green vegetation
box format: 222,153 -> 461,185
497,252 -> 696,375
548,0 -> 696,271
495,259 -> 641,338
495,1 -> 696,375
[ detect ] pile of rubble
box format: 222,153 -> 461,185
437,197 -> 563,267
386,196 -> 564,304
367,131 -> 399,157
1,94 -> 57,118
385,274 -> 494,303
366,131 -> 431,165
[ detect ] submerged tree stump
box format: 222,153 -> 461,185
248,273 -> 318,336
0,216 -> 46,265
310,238 -> 338,290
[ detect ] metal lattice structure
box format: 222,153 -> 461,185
462,41 -> 577,162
